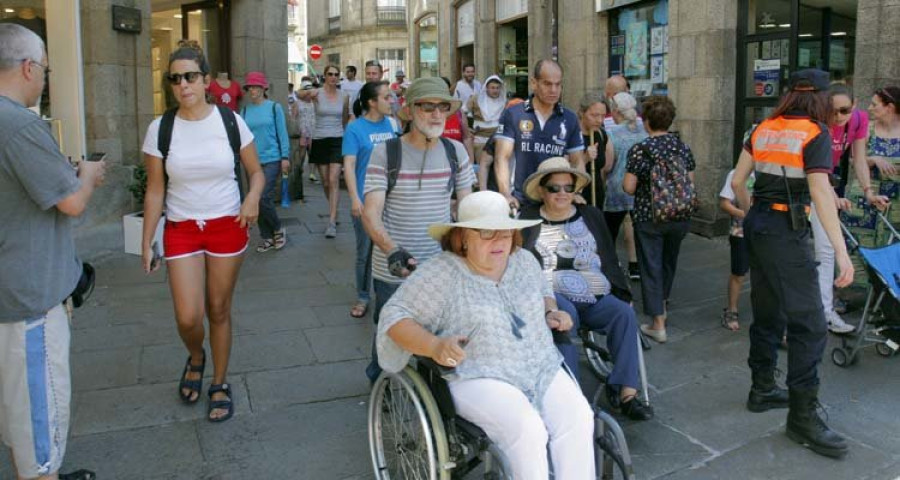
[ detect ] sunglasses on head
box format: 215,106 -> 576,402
166,71 -> 204,85
415,102 -> 452,113
544,184 -> 575,194
476,229 -> 514,240
834,106 -> 852,115
878,88 -> 896,103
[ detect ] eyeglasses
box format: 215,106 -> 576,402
166,71 -> 204,85
476,229 -> 514,240
21,59 -> 50,77
834,106 -> 852,115
325,72 -> 340,77
544,184 -> 575,194
415,102 -> 452,113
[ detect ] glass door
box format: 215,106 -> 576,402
181,0 -> 231,78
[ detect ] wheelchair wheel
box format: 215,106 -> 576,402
831,347 -> 857,368
875,342 -> 898,358
584,331 -> 612,381
369,367 -> 452,480
594,410 -> 635,480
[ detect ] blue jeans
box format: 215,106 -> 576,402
352,216 -> 373,303
555,293 -> 641,392
633,220 -> 690,317
258,161 -> 282,240
366,279 -> 401,383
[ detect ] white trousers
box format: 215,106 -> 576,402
810,203 -> 837,314
449,369 -> 596,480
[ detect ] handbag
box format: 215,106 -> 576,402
70,262 -> 95,308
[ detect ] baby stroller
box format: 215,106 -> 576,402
831,211 -> 900,367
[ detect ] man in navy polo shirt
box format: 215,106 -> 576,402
494,59 -> 585,207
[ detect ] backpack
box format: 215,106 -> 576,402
385,136 -> 459,196
641,142 -> 698,223
158,105 -> 244,200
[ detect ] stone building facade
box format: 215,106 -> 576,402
307,0 -> 409,79
6,0 -> 290,233
403,0 -> 895,235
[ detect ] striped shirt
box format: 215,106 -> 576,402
364,138 -> 475,283
534,214 -> 611,304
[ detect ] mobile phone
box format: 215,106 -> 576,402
86,152 -> 107,162
458,324 -> 481,348
150,241 -> 162,270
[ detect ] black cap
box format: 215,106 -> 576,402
789,69 -> 830,92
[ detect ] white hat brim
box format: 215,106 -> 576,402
428,217 -> 542,241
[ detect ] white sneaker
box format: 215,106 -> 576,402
826,310 -> 855,334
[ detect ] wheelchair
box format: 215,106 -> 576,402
368,357 -> 637,479
579,328 -> 652,410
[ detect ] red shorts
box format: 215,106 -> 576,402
163,215 -> 249,259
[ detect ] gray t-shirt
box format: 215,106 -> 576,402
364,138 -> 474,284
312,89 -> 347,139
0,96 -> 81,322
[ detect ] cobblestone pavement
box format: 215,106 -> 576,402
2,184 -> 898,479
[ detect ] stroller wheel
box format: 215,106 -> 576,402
875,342 -> 898,358
831,348 -> 857,368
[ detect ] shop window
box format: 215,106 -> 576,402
497,17 -> 528,99
2,3 -> 49,114
746,0 -> 791,35
417,14 -> 438,78
329,0 -> 341,33
608,0 -> 669,101
376,0 -> 405,26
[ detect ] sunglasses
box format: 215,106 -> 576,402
544,184 -> 575,194
476,229 -> 514,240
166,71 -> 204,85
325,72 -> 340,77
415,102 -> 452,113
834,106 -> 852,115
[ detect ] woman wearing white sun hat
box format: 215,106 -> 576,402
376,190 -> 596,480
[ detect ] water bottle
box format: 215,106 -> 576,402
281,172 -> 291,208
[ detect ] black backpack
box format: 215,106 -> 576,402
385,136 -> 459,196
157,104 -> 244,200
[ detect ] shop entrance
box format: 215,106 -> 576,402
734,0 -> 858,157
497,16 -> 527,99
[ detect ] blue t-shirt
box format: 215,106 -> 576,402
342,116 -> 399,201
495,98 -> 584,200
241,100 -> 290,164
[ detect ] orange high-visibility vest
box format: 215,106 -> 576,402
750,116 -> 823,180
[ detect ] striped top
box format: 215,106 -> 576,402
534,213 -> 611,303
364,138 -> 475,283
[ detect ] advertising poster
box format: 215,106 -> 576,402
753,59 -> 780,97
650,55 -> 664,84
624,21 -> 648,77
651,27 -> 665,55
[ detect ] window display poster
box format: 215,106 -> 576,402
761,40 -> 771,59
662,25 -> 669,53
650,55 -> 664,84
650,27 -> 664,55
624,21 -> 648,77
611,35 -> 625,56
753,59 -> 780,97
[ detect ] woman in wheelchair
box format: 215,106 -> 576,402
520,157 -> 654,421
376,191 -> 597,479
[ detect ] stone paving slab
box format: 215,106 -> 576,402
244,359 -> 370,413
71,347 -> 141,392
304,323 -> 375,363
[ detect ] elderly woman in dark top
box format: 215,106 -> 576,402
520,157 -> 653,421
376,191 -> 595,480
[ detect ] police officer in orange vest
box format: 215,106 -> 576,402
732,69 -> 853,459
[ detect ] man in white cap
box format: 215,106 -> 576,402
362,76 -> 475,382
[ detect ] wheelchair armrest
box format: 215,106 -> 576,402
414,356 -> 459,422
578,328 -> 612,361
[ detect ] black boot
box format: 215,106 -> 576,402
786,387 -> 848,459
746,371 -> 788,412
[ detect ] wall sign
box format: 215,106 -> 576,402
111,5 -> 142,34
596,0 -> 645,13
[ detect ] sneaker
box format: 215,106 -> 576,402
309,174 -> 320,184
628,262 -> 641,281
325,222 -> 337,238
825,310 -> 855,334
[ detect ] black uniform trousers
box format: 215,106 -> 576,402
744,203 -> 827,389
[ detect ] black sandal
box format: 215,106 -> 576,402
208,383 -> 234,423
178,350 -> 205,404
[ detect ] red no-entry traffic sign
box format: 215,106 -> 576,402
309,44 -> 322,61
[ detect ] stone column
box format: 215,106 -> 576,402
527,0 -> 552,66
231,0 -> 288,104
474,0 -> 496,78
667,0 -> 738,236
557,0 -> 607,108
854,1 -> 900,106
81,0 -> 153,219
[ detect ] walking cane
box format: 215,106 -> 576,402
589,133 -> 598,208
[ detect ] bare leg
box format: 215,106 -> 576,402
728,274 -> 744,312
167,254 -> 207,402
624,215 -> 637,263
317,163 -> 330,201
328,163 -> 342,224
204,253 -> 244,420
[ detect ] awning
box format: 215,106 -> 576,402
288,41 -> 304,65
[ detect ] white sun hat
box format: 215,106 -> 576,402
428,191 -> 542,241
